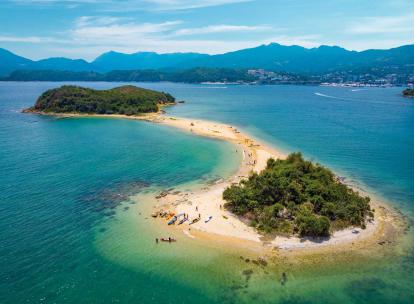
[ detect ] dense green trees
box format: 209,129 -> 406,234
223,153 -> 372,237
26,85 -> 175,115
4,68 -> 255,83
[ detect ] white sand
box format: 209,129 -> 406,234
35,111 -> 397,252
147,114 -> 387,251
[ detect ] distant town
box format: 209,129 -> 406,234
247,68 -> 414,87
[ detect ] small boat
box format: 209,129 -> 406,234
189,218 -> 200,225
151,212 -> 158,218
205,216 -> 213,223
178,218 -> 188,225
168,216 -> 178,225
160,237 -> 176,242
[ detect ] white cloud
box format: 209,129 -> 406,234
67,16 -> 275,49
0,14 -> 325,60
346,14 -> 414,34
173,24 -> 271,36
143,0 -> 253,10
0,15 -> 277,58
70,16 -> 182,43
0,35 -> 66,43
7,0 -> 253,11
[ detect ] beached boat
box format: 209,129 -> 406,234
189,218 -> 200,225
178,218 -> 188,225
205,216 -> 213,223
151,212 -> 158,218
160,237 -> 176,242
168,216 -> 178,225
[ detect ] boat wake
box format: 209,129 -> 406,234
315,91 -> 407,106
314,92 -> 343,99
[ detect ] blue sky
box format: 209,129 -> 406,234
0,0 -> 413,60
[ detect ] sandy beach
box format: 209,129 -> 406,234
31,110 -> 403,253
134,113 -> 402,253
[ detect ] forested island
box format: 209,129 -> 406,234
403,88 -> 414,97
223,153 -> 373,237
24,85 -> 175,115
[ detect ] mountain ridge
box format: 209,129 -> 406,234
1,43 -> 414,76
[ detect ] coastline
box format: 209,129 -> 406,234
26,110 -> 404,254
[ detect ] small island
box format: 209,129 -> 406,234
25,86 -> 391,250
403,88 -> 414,97
24,85 -> 175,115
223,153 -> 373,237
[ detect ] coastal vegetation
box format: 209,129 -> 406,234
223,153 -> 373,237
25,85 -> 175,115
5,68 -> 256,83
403,88 -> 414,97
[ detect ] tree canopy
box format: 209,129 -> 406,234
5,68 -> 255,83
223,153 -> 373,237
26,85 -> 175,115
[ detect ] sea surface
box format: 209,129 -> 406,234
0,82 -> 413,303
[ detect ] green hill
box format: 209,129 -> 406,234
2,43 -> 414,76
25,85 -> 175,115
223,153 -> 373,237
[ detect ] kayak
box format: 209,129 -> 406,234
178,218 -> 188,225
189,218 -> 200,225
168,216 -> 178,225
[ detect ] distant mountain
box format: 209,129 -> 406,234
31,57 -> 92,72
0,50 -> 94,75
0,48 -> 32,75
1,43 -> 414,76
92,51 -> 209,71
183,43 -> 414,74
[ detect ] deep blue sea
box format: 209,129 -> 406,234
0,82 -> 413,303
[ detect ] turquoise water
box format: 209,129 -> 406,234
1,82 -> 413,303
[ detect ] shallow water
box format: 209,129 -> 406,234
0,82 -> 413,303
